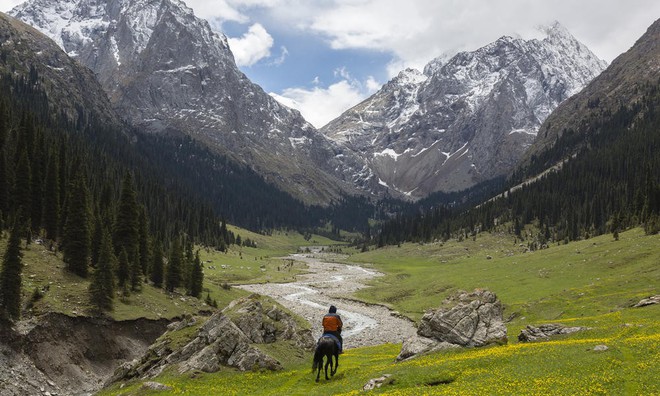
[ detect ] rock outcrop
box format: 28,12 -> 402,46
633,295 -> 660,308
109,296 -> 314,384
518,323 -> 588,342
225,296 -> 315,350
397,290 -> 507,361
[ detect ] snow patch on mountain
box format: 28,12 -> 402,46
322,21 -> 607,199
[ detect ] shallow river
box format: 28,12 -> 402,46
237,252 -> 417,349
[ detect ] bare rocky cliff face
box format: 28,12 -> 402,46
10,0 -> 359,204
322,22 -> 607,199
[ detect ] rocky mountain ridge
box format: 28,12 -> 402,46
322,22 -> 607,199
523,18 -> 660,166
10,0 -> 361,204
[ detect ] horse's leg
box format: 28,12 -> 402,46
315,357 -> 321,382
324,354 -> 331,380
332,352 -> 338,376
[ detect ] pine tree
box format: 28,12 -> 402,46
57,138 -> 67,239
182,238 -> 194,292
165,237 -> 183,293
62,173 -> 91,278
30,131 -> 45,232
113,173 -> 140,283
89,229 -> 116,312
0,222 -> 23,321
138,206 -> 150,277
0,149 -> 8,223
43,149 -> 60,241
13,148 -> 31,233
117,248 -> 130,293
188,250 -> 204,298
150,240 -> 164,288
130,250 -> 142,292
90,211 -> 103,267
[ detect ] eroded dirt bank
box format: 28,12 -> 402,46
0,313 -> 168,396
237,252 -> 417,349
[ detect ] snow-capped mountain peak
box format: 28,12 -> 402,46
322,21 -> 607,199
11,0 -> 357,204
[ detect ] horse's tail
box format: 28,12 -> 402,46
312,343 -> 322,372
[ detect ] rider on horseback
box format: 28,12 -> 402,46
322,305 -> 343,353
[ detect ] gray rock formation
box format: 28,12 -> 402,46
322,22 -> 607,199
176,313 -> 281,373
518,323 -> 588,342
109,297 -> 313,384
633,295 -> 660,308
225,296 -> 315,350
397,289 -> 507,360
10,0 -> 359,204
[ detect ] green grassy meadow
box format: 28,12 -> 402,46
98,228 -> 659,395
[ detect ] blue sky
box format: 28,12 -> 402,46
3,0 -> 660,128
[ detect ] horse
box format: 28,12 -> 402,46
312,335 -> 339,382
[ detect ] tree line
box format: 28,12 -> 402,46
0,70 -> 233,320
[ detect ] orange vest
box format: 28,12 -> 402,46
323,314 -> 343,332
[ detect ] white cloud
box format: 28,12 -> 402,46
187,0 -> 660,74
270,71 -> 380,128
271,45 -> 288,66
227,23 -> 274,66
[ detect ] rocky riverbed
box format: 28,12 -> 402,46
237,251 -> 417,349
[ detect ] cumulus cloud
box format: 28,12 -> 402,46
186,0 -> 660,74
227,23 -> 274,66
271,73 -> 380,128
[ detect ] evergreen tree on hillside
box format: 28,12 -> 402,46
90,211 -> 103,267
166,237 -> 183,293
43,149 -> 60,241
30,131 -> 45,232
113,173 -> 140,281
0,222 -> 23,321
188,250 -> 204,298
182,238 -> 194,292
150,240 -> 164,288
0,149 -> 7,223
130,250 -> 141,292
62,173 -> 91,278
89,229 -> 116,312
138,207 -> 150,277
56,138 -> 67,239
13,148 -> 31,233
117,248 -> 130,293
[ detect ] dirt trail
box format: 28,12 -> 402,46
237,251 -> 417,349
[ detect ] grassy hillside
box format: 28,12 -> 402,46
97,227 -> 658,395
1,228 -> 341,321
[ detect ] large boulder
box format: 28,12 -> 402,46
108,312 -> 282,383
518,324 -> 588,342
177,314 -> 281,373
226,296 -> 315,349
108,296 -> 314,385
398,289 -> 507,361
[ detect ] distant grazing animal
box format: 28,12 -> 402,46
312,336 -> 339,382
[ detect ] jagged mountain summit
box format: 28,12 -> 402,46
10,0 -> 358,204
322,22 -> 607,200
526,18 -> 660,164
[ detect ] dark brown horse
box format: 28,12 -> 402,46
312,335 -> 339,382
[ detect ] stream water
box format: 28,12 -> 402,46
237,252 -> 417,349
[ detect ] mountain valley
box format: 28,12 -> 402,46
0,2 -> 658,395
